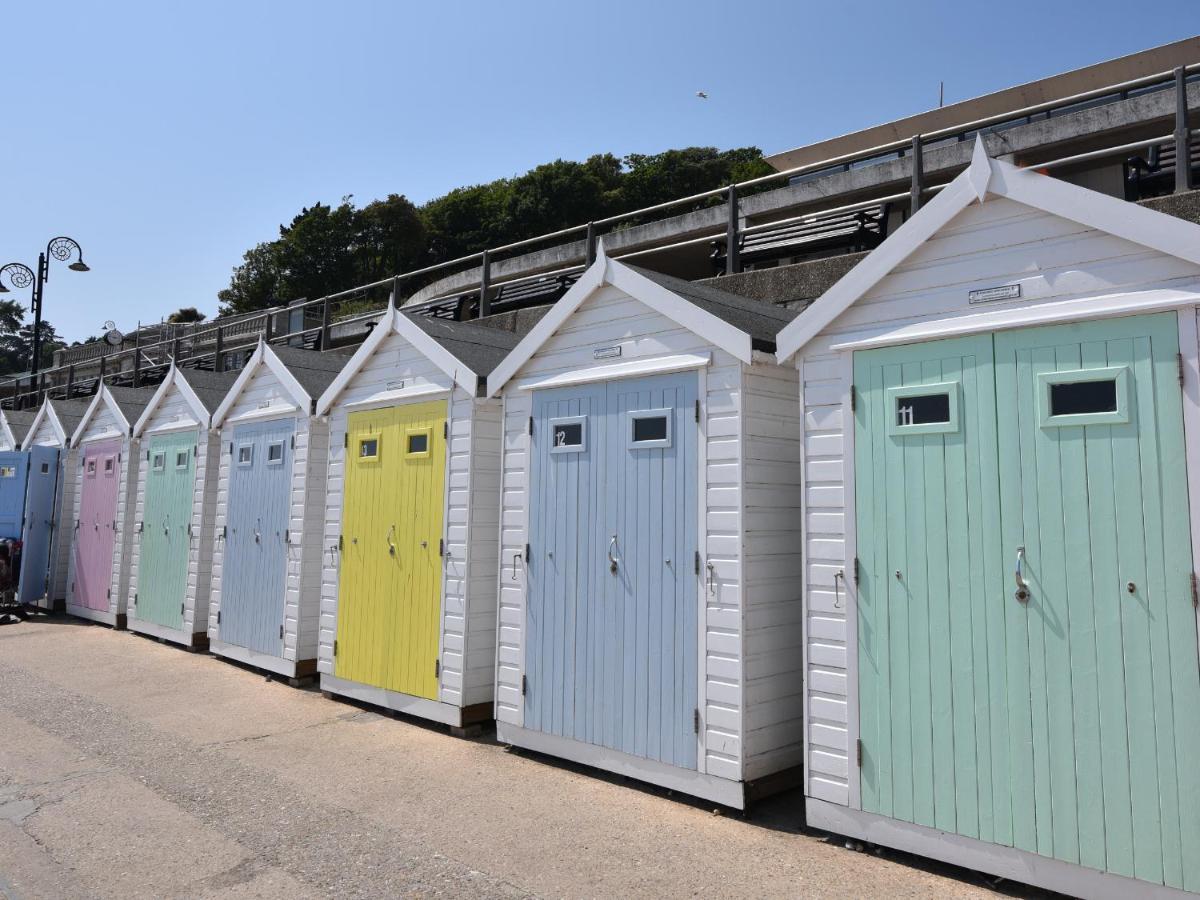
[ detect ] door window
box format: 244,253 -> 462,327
86,458 -> 97,476
236,444 -> 253,466
266,441 -> 285,466
405,428 -> 431,458
1038,366 -> 1129,427
152,452 -> 166,472
549,416 -> 586,454
628,409 -> 672,448
356,435 -> 381,464
175,449 -> 189,469
0,466 -> 14,478
103,457 -> 115,476
887,382 -> 960,435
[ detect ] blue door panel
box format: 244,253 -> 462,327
0,452 -> 30,541
526,372 -> 698,770
219,418 -> 294,655
19,446 -> 60,603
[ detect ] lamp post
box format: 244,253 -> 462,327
0,236 -> 89,375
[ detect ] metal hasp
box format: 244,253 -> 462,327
1014,545 -> 1029,602
0,237 -> 89,375
909,135 -> 924,216
725,184 -> 740,275
1175,66 -> 1192,194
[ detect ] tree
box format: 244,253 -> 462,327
217,241 -> 282,316
355,194 -> 427,285
167,307 -> 206,323
0,299 -> 28,375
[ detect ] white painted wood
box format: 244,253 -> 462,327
133,366 -> 209,437
515,352 -> 711,391
212,342 -> 311,428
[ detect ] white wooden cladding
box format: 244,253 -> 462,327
317,329 -> 500,709
796,195 -> 1200,808
66,400 -> 137,619
126,381 -> 218,637
208,364 -> 329,663
496,283 -> 804,783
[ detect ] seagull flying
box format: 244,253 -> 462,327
696,91 -> 708,100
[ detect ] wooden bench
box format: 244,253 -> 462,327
711,203 -> 892,273
412,272 -> 579,321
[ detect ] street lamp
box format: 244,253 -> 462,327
0,236 -> 89,374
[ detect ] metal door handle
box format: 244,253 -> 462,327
608,534 -> 620,573
1014,546 -> 1029,602
387,524 -> 396,556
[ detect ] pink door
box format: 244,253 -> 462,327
74,440 -> 122,611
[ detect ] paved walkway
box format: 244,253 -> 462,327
0,617 -> 1021,898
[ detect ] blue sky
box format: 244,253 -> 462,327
2,1 -> 1196,342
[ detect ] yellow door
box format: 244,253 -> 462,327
336,400 -> 447,699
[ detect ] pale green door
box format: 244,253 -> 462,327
855,313 -> 1200,892
137,431 -> 197,630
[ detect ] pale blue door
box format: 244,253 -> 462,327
0,452 -> 30,540
220,419 -> 294,655
526,372 -> 698,769
19,446 -> 60,603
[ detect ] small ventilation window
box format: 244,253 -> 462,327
152,453 -> 166,472
237,444 -> 253,466
628,409 -> 673,449
0,466 -> 15,478
896,393 -> 951,427
104,458 -> 115,474
548,416 -> 586,454
407,433 -> 428,454
86,459 -> 97,475
40,463 -> 50,475
175,450 -> 189,469
358,438 -> 379,459
266,442 -> 285,465
1049,379 -> 1118,416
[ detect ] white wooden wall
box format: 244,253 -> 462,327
27,416 -> 77,603
65,401 -> 132,618
797,194 -> 1200,807
316,329 -> 498,710
207,365 -> 329,661
496,283 -> 757,781
126,383 -> 215,634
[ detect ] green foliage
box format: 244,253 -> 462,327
0,303 -> 64,375
167,307 -> 207,323
218,145 -> 771,315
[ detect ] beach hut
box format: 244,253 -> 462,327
21,397 -> 90,608
63,384 -> 157,627
485,249 -> 804,807
206,343 -> 350,680
0,409 -> 36,452
126,366 -> 239,648
774,139 -> 1200,898
314,305 -> 525,727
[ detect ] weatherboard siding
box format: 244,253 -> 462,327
317,329 -> 497,711
495,284 -> 749,780
796,195 -> 1200,807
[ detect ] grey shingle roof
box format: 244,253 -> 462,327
104,385 -> 159,428
626,265 -> 800,352
401,310 -> 525,379
177,369 -> 242,415
270,345 -> 355,400
5,409 -> 36,444
49,398 -> 92,441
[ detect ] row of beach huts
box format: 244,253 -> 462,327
5,147 -> 1200,898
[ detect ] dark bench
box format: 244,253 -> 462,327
1124,141 -> 1199,200
711,203 -> 892,274
412,272 -> 579,321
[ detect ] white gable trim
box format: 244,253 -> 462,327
776,136 -> 1200,362
486,251 -> 755,397
212,342 -> 311,427
71,385 -> 132,446
316,307 -> 481,415
0,414 -> 15,451
516,352 -> 712,391
133,366 -> 212,437
21,400 -> 65,450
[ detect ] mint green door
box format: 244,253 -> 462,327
855,313 -> 1200,892
137,431 -> 197,630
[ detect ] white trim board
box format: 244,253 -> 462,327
486,249 -> 754,397
516,353 -> 711,391
777,136 -> 1200,362
343,384 -> 451,411
210,639 -> 303,679
320,674 -> 470,727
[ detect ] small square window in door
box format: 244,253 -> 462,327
549,416 -> 586,454
628,409 -> 672,449
1038,366 -> 1130,427
886,382 -> 960,436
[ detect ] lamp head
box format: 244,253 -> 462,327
68,260 -> 90,273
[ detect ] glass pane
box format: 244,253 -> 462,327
40,463 -> 50,474
87,460 -> 96,473
359,439 -> 378,458
267,443 -> 284,462
553,422 -> 583,448
896,393 -> 951,427
238,445 -> 252,464
176,451 -> 188,468
632,416 -> 668,443
104,458 -> 114,473
1049,379 -> 1117,416
153,453 -> 165,470
0,467 -> 15,478
407,433 -> 428,454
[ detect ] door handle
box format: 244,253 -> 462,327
1014,546 -> 1029,602
706,561 -> 716,596
608,534 -> 620,573
386,524 -> 396,557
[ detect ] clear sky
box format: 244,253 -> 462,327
2,1 -> 1196,342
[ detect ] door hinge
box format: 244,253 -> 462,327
521,674 -> 528,696
443,421 -> 448,439
693,708 -> 700,734
439,538 -> 444,557
106,588 -> 111,599
1191,572 -> 1199,607
1179,353 -> 1187,388
146,450 -> 150,461
694,550 -> 700,575
853,556 -> 860,586
217,610 -> 221,624
850,385 -> 857,413
434,659 -> 440,678
133,592 -> 138,605
857,739 -> 863,767
279,624 -> 284,640
694,399 -> 700,423
338,534 -> 344,551
290,434 -> 295,449
333,639 -> 338,657
343,433 -> 348,448
528,415 -> 534,436
179,602 -> 185,615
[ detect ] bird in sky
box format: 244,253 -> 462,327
696,91 -> 708,99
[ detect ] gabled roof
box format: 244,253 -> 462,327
21,397 -> 91,449
133,365 -> 241,437
1,409 -> 36,448
775,137 -> 1200,362
213,342 -> 353,427
316,305 -> 525,415
485,249 -> 799,397
70,384 -> 158,445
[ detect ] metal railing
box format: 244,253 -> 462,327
4,63 -> 1198,409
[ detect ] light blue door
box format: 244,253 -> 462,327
219,419 -> 294,655
19,446 -> 60,603
526,372 -> 698,769
0,452 -> 30,540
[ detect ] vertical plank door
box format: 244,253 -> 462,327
995,313 -> 1200,892
220,419 -> 295,655
0,452 -> 30,540
137,432 -> 197,630
74,440 -> 122,611
18,446 -> 61,604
